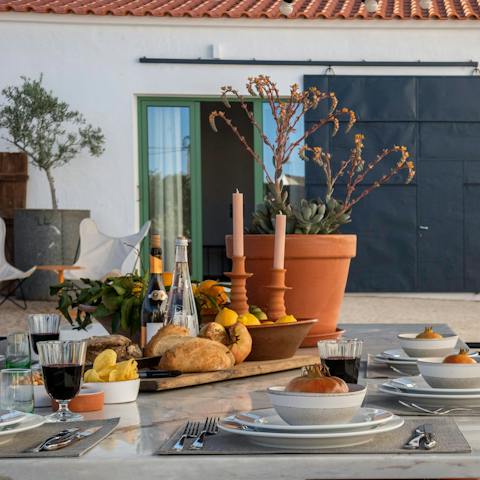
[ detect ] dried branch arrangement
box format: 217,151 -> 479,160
209,75 -> 415,234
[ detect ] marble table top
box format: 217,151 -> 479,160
2,323 -> 479,479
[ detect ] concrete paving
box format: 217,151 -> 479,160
0,294 -> 479,341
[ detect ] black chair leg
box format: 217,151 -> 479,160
0,279 -> 28,310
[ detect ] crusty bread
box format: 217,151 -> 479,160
144,324 -> 189,357
145,335 -> 193,358
159,337 -> 235,373
86,335 -> 141,364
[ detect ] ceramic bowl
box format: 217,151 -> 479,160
83,379 -> 140,404
418,358 -> 480,389
267,384 -> 366,425
246,319 -> 318,361
397,333 -> 458,358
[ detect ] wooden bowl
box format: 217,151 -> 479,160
246,319 -> 318,361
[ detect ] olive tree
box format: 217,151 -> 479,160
0,75 -> 105,209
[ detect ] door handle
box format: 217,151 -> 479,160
418,225 -> 429,231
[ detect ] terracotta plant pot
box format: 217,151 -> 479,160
226,234 -> 356,345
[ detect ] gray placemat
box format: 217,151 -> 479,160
157,416 -> 470,455
0,417 -> 119,458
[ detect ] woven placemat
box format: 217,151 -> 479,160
157,416 -> 470,455
0,417 -> 119,458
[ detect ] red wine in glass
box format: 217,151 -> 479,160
42,364 -> 83,401
323,357 -> 360,384
30,333 -> 60,355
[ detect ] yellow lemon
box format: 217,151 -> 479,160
261,321 -> 275,325
215,307 -> 238,327
275,315 -> 297,324
237,313 -> 261,326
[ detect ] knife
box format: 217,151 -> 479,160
139,370 -> 182,378
27,428 -> 80,453
41,426 -> 103,451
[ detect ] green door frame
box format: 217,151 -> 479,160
137,96 -> 265,280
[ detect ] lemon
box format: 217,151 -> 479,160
215,307 -> 238,327
237,313 -> 261,326
275,314 -> 297,324
261,321 -> 275,325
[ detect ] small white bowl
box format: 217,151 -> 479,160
418,358 -> 480,389
267,384 -> 366,426
83,379 -> 140,404
397,333 -> 458,358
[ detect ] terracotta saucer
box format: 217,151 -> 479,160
300,328 -> 346,348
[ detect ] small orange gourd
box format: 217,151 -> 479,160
285,363 -> 349,394
416,326 -> 443,339
443,349 -> 476,364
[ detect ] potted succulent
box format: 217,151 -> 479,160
0,75 -> 105,299
210,75 -> 415,344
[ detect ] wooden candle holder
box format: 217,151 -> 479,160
266,269 -> 292,322
224,256 -> 252,316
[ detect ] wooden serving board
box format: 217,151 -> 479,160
139,354 -> 318,392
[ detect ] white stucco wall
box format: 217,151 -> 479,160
0,13 -> 479,235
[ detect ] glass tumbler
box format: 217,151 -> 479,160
28,313 -> 61,359
317,339 -> 364,384
0,368 -> 34,413
6,332 -> 31,369
37,340 -> 87,422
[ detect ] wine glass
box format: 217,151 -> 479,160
37,340 -> 87,422
27,314 -> 61,360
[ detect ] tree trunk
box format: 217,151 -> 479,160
45,168 -> 58,209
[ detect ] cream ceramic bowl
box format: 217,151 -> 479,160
83,379 -> 140,404
397,333 -> 458,358
418,358 -> 480,389
267,384 -> 366,426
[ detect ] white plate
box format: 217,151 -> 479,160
374,356 -> 420,375
379,384 -> 480,407
219,416 -> 405,449
0,413 -> 45,436
0,411 -> 26,428
382,348 -> 479,363
388,376 -> 480,395
228,407 -> 394,433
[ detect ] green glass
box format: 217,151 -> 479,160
6,332 -> 31,369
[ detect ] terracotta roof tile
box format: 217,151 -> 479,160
0,0 -> 479,18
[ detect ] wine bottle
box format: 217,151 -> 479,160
140,234 -> 168,348
164,236 -> 199,336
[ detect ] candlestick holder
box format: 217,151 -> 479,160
266,269 -> 292,322
224,256 -> 252,316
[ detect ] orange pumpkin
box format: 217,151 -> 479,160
416,326 -> 443,339
285,363 -> 349,394
443,349 -> 476,364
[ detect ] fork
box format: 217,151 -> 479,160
399,400 -> 473,415
173,421 -> 200,451
190,417 -> 219,450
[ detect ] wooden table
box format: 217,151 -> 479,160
36,265 -> 83,283
1,323 -> 478,480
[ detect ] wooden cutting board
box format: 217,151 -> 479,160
139,354 -> 318,392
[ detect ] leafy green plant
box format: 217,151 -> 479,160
209,75 -> 415,234
50,275 -> 146,334
0,75 -> 105,209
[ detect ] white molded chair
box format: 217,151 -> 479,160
0,217 -> 36,309
64,219 -> 151,281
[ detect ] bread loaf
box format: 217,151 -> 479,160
159,337 -> 235,373
144,324 -> 189,357
86,335 -> 141,364
145,335 -> 193,358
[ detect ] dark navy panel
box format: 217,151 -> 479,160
418,77 -> 480,121
343,186 -> 417,292
303,75 -> 330,122
465,184 -> 480,291
420,123 -> 480,162
417,162 -> 463,291
329,122 -> 416,185
304,122 -> 331,187
327,76 -> 416,122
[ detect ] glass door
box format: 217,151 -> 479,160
138,99 -> 202,279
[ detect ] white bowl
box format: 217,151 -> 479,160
418,357 -> 480,389
83,379 -> 140,404
397,333 -> 458,358
267,384 -> 366,426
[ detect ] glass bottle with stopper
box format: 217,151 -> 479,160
164,236 -> 199,336
140,234 -> 168,348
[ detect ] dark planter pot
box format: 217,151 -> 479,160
14,209 -> 89,300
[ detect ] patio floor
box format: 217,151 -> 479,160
0,294 -> 479,341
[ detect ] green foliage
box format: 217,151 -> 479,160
50,275 -> 147,334
0,75 -> 105,209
